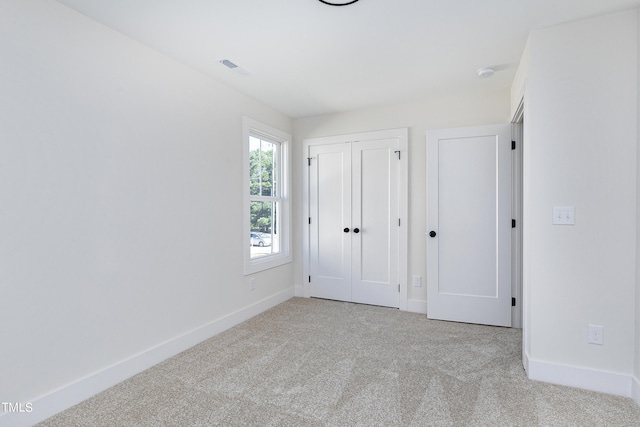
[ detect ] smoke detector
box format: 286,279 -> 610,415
477,67 -> 495,78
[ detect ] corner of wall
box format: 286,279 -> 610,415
510,36 -> 530,118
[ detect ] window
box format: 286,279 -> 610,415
249,137 -> 279,258
243,117 -> 291,274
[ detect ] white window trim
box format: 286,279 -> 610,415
243,117 -> 292,275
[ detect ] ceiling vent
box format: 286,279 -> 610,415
219,59 -> 251,76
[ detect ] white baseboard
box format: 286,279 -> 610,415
407,299 -> 427,314
528,358 -> 633,398
632,375 -> 640,405
0,287 -> 294,427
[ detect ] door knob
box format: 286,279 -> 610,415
353,228 -> 360,233
429,230 -> 437,238
343,227 -> 350,233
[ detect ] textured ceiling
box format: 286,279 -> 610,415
56,0 -> 640,118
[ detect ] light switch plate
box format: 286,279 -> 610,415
553,206 -> 575,225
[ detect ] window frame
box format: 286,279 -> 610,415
242,117 -> 291,275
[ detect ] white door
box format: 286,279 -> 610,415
351,140 -> 400,307
308,143 -> 352,302
426,124 -> 512,326
309,139 -> 400,308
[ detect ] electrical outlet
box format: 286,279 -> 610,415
412,275 -> 422,287
588,324 -> 603,345
249,278 -> 256,291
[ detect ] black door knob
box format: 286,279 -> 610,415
429,231 -> 437,238
344,227 -> 350,233
353,228 -> 360,233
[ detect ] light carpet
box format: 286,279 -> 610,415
39,297 -> 640,426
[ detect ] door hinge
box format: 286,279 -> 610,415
308,275 -> 311,283
512,297 -> 516,307
512,219 -> 516,228
511,140 -> 516,150
309,217 -> 311,225
398,284 -> 400,293
307,157 -> 312,166
394,150 -> 401,160
398,218 -> 401,227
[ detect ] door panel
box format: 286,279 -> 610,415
352,140 -> 399,307
427,124 -> 511,326
309,144 -> 351,302
439,137 -> 497,297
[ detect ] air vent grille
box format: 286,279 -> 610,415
219,59 -> 251,76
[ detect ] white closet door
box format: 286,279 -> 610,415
351,139 -> 400,308
308,138 -> 400,308
308,143 -> 352,302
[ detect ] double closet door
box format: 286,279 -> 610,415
307,137 -> 400,308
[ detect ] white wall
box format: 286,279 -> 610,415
510,39 -> 530,117
293,88 -> 510,311
0,0 -> 293,423
519,10 -> 638,395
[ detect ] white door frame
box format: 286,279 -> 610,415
301,128 -> 409,310
512,97 -> 528,371
511,101 -> 524,330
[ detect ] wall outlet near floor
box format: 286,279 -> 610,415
588,324 -> 604,345
249,278 -> 256,291
412,275 -> 422,287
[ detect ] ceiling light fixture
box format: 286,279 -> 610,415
318,0 -> 359,6
476,67 -> 495,78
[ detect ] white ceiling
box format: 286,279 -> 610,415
56,0 -> 640,118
